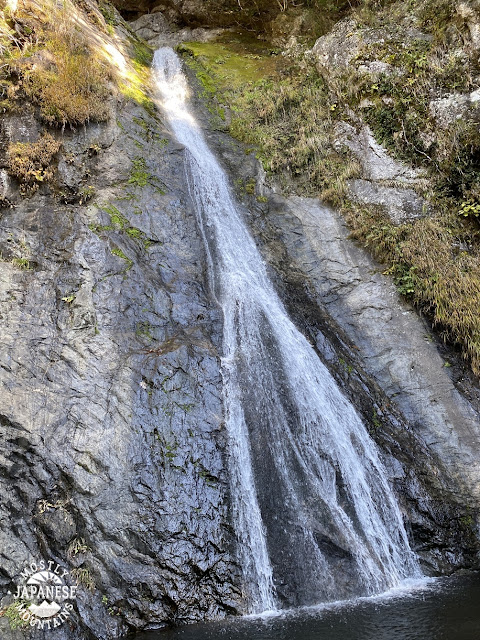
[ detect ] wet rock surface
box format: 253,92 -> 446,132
3,9 -> 480,637
0,80 -> 242,639
254,194 -> 480,573
197,83 -> 480,576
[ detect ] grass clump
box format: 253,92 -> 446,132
346,202 -> 480,374
229,69 -> 361,198
1,0 -> 155,125
71,566 -> 95,591
67,536 -> 90,556
0,602 -> 29,630
23,31 -> 111,126
7,132 -> 61,191
1,0 -> 112,126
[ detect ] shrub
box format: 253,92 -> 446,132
23,31 -> 111,126
7,132 -> 61,190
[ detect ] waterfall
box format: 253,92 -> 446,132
152,48 -> 420,613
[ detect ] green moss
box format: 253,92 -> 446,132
131,38 -> 153,68
135,320 -> 154,340
179,38 -> 279,89
132,116 -> 167,144
2,602 -> 29,630
91,203 -> 151,249
111,246 -> 133,270
119,79 -> 156,116
89,222 -> 114,234
128,157 -> 166,193
129,157 -> 150,187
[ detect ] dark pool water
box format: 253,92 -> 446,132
134,575 -> 480,640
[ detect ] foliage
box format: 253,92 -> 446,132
459,200 -> 480,219
0,602 -> 29,630
12,256 -> 32,269
23,30 -> 111,126
230,70 -> 361,199
128,157 -> 150,188
90,202 -> 151,249
7,132 -> 61,190
345,202 -> 480,374
98,0 -> 117,27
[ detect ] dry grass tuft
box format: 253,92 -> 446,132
7,132 -> 61,191
346,203 -> 480,374
23,31 -> 111,126
1,0 -> 114,126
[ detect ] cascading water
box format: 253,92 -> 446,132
153,48 -> 420,613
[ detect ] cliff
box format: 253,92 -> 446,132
0,1 -> 241,637
1,0 -> 480,638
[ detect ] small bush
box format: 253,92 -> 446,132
7,132 -> 61,190
23,32 -> 111,126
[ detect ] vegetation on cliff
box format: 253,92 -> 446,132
0,0 -> 154,197
181,0 -> 480,375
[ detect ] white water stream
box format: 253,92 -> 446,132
153,47 -> 420,613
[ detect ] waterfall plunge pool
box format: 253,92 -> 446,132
133,574 -> 480,640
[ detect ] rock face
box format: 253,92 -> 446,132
333,121 -> 428,224
129,11 -> 223,48
254,193 -> 480,573
0,54 -> 241,640
111,0 -> 276,26
312,18 -> 430,73
2,5 -> 480,639
313,19 -> 431,225
430,87 -> 480,128
200,96 -> 480,575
